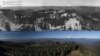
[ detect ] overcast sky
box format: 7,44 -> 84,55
1,0 -> 100,7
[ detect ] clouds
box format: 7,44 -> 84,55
22,0 -> 42,6
43,0 -> 68,6
0,0 -> 42,7
43,0 -> 100,6
1,0 -> 100,7
0,0 -> 22,7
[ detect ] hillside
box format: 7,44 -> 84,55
1,6 -> 100,31
0,40 -> 98,56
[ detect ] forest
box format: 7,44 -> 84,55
0,39 -> 99,56
1,6 -> 100,31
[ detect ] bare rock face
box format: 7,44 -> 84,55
65,18 -> 81,31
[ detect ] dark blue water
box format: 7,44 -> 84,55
0,31 -> 100,41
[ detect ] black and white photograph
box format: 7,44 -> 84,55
1,0 -> 100,31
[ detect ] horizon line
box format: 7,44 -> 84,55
1,5 -> 100,8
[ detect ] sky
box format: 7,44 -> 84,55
1,0 -> 100,7
0,31 -> 100,40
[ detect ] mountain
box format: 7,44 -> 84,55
1,6 -> 100,31
1,6 -> 100,11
